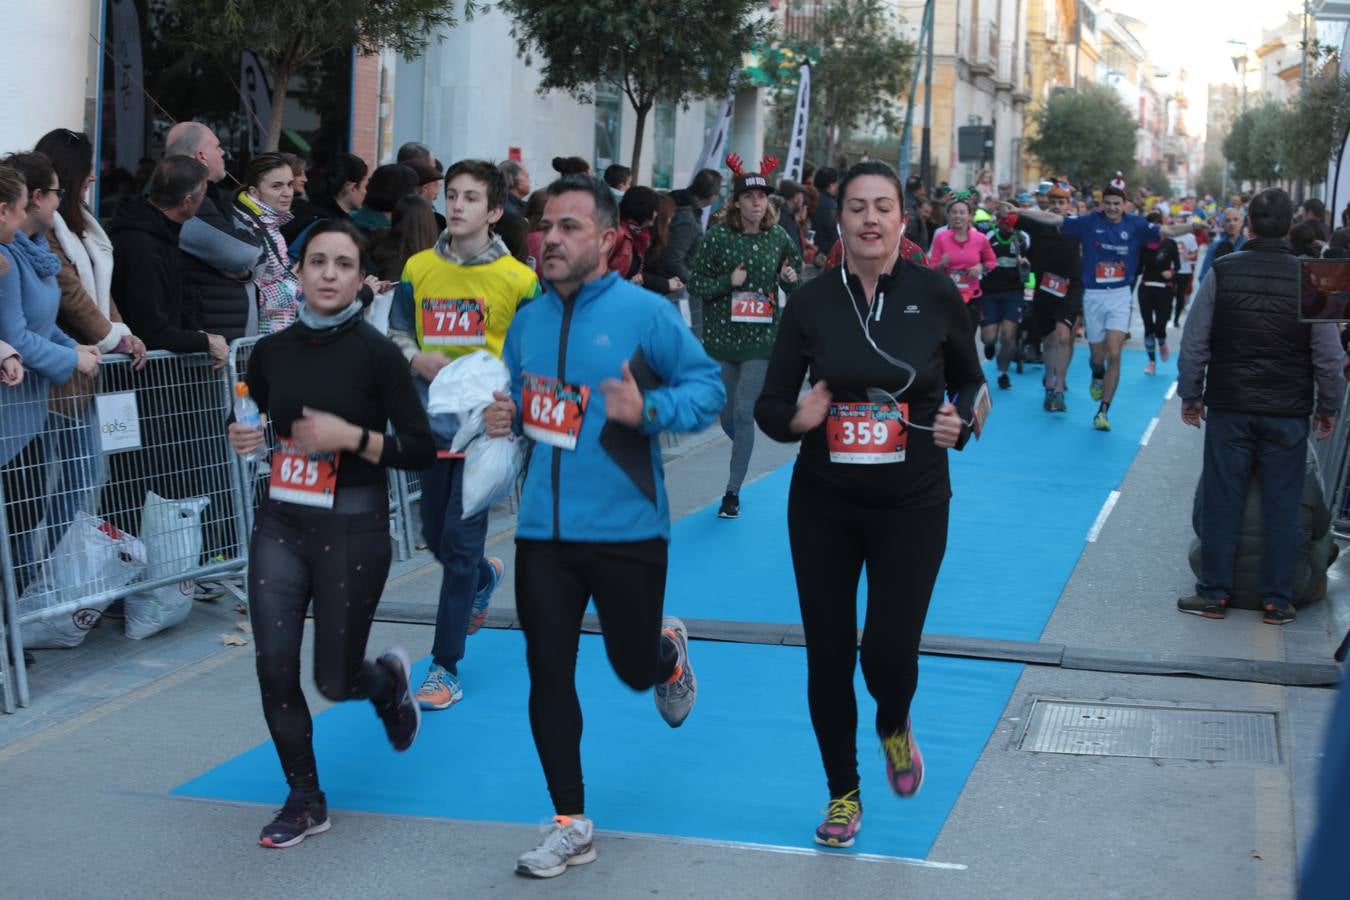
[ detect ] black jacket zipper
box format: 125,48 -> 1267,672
552,293 -> 577,540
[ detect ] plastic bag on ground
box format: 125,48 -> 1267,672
124,491 -> 210,640
19,513 -> 147,649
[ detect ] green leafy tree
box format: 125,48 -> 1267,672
779,0 -> 914,162
1222,109 -> 1255,185
1134,162 -> 1172,196
168,0 -> 474,151
1194,159 -> 1226,200
1025,83 -> 1138,187
1282,70 -> 1350,184
1225,103 -> 1289,187
497,0 -> 770,173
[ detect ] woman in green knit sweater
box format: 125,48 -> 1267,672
691,169 -> 802,519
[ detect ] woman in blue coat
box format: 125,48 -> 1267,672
0,152 -> 100,589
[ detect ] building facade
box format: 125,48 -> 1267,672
1019,0 -> 1078,186
899,0 -> 1030,191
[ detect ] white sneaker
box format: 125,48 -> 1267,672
515,815 -> 596,878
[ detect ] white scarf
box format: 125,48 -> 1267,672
52,208 -> 127,352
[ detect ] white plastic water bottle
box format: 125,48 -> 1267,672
233,382 -> 265,464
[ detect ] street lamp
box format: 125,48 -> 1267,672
1227,39 -> 1249,112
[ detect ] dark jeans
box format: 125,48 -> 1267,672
1197,409 -> 1309,607
420,457 -> 491,674
788,470 -> 950,798
514,537 -> 678,815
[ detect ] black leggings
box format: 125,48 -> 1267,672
787,471 -> 949,799
515,538 -> 679,815
1138,285 -> 1173,344
248,485 -> 395,797
1173,272 -> 1193,319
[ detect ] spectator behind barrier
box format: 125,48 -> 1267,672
369,195 -> 439,284
234,152 -> 301,335
1187,452 -> 1338,609
603,163 -> 632,201
646,168 -> 723,339
164,122 -> 263,341
106,155 -> 238,563
498,159 -> 531,219
283,152 -> 368,245
0,151 -> 100,591
34,129 -> 147,363
110,156 -> 225,363
609,185 -> 659,280
811,166 -> 840,256
352,164 -> 419,235
34,128 -> 149,562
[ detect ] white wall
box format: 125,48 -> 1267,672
0,0 -> 91,154
392,4 -> 726,194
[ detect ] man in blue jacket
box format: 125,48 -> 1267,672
1195,205 -> 1247,284
483,174 -> 725,880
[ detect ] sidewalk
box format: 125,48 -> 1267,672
1,347 -> 1343,899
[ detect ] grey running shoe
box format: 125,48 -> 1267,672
1262,601 -> 1296,625
1051,392 -> 1068,413
516,816 -> 597,878
1177,593 -> 1227,619
654,616 -> 697,727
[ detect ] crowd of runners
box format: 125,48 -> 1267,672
0,124 -> 1305,876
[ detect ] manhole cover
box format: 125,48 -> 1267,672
1018,700 -> 1280,764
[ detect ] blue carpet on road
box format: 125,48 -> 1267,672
174,630 -> 1022,860
666,348 -> 1173,643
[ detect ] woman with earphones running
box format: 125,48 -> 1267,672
754,161 -> 986,850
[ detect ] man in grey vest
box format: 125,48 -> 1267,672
1177,188 -> 1345,624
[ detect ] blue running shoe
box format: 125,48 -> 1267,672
468,557 -> 504,635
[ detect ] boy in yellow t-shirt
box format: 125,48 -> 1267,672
388,159 -> 538,712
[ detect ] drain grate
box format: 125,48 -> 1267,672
1018,700 -> 1280,764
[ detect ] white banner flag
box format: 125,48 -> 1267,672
241,50 -> 273,155
695,92 -> 736,174
784,65 -> 811,183
695,92 -> 736,228
109,0 -> 145,171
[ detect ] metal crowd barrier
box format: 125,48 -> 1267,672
1,351 -> 246,712
1314,379 -> 1350,533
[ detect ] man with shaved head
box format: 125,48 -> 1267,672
164,121 -> 261,340
1196,205 -> 1248,285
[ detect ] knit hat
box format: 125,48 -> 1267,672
1108,171 -> 1127,193
727,153 -> 778,198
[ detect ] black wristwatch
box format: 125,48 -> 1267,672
355,428 -> 370,454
